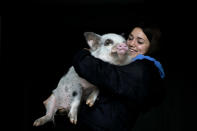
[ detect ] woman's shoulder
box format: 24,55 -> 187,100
117,59 -> 155,76
120,58 -> 155,70
118,58 -> 165,79
131,55 -> 165,79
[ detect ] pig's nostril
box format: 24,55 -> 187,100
117,45 -> 122,48
117,43 -> 128,50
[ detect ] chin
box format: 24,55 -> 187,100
129,54 -> 137,59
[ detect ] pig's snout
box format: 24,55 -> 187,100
117,43 -> 128,50
117,43 -> 128,55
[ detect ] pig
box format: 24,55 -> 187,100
33,32 -> 132,127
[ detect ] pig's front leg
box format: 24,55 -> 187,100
86,87 -> 99,107
33,94 -> 57,126
79,78 -> 99,107
68,88 -> 82,124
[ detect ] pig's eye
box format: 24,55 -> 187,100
104,39 -> 113,46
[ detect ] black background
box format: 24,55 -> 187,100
1,0 -> 195,131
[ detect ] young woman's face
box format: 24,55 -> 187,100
127,27 -> 150,58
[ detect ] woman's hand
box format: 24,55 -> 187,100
83,48 -> 90,51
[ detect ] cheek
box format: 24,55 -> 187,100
138,45 -> 149,54
105,45 -> 114,53
126,40 -> 132,46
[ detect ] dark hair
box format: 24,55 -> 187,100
142,26 -> 162,56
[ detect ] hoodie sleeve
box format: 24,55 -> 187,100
73,49 -> 161,103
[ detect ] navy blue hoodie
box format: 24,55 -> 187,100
72,49 -> 165,131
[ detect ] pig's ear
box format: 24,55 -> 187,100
84,32 -> 101,51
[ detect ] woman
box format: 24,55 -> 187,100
71,24 -> 165,131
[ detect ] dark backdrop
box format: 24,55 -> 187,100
1,1 -> 194,131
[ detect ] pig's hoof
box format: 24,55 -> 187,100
33,118 -> 46,126
86,99 -> 95,107
68,112 -> 77,125
70,117 -> 77,125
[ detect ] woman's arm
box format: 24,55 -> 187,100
73,49 -> 160,102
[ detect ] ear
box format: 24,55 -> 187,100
84,32 -> 101,51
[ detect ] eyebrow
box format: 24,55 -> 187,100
137,37 -> 144,41
129,34 -> 145,41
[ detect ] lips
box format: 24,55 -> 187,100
129,48 -> 137,52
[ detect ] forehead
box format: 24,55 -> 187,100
101,33 -> 125,43
130,27 -> 146,39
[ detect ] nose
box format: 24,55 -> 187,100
127,39 -> 136,47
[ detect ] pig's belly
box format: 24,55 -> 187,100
53,87 -> 72,111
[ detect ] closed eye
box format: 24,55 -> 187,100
137,37 -> 145,44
